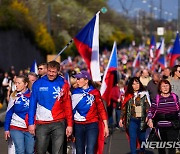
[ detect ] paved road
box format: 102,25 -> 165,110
103,128 -> 158,154
0,103 -> 158,154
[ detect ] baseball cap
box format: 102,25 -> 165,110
74,70 -> 91,80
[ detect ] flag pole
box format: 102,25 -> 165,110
53,39 -> 73,61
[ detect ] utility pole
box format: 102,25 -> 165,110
149,0 -> 153,36
178,0 -> 180,32
159,0 -> 162,23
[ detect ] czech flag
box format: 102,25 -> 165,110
155,38 -> 164,58
30,60 -> 38,75
157,55 -> 167,69
132,51 -> 141,67
170,32 -> 180,67
149,35 -> 156,60
74,12 -> 101,81
100,42 -> 118,106
151,38 -> 164,71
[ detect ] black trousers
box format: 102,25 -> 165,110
158,127 -> 179,154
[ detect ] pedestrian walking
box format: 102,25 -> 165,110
4,75 -> 35,154
119,77 -> 150,154
147,79 -> 180,154
71,70 -> 109,154
28,60 -> 73,154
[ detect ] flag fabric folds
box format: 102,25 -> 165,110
100,42 -> 118,106
74,12 -> 101,81
157,55 -> 167,69
149,35 -> 156,60
155,38 -> 164,59
30,60 -> 38,74
151,38 -> 164,71
170,32 -> 180,67
132,51 -> 141,68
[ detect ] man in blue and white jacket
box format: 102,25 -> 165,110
28,61 -> 73,154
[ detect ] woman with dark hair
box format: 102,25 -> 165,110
119,77 -> 150,154
71,70 -> 109,154
147,79 -> 180,154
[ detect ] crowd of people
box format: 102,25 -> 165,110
0,46 -> 180,154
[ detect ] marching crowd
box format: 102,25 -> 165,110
0,46 -> 180,154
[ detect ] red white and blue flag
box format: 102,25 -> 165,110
157,54 -> 167,69
151,38 -> 164,71
74,12 -> 101,81
132,51 -> 141,67
155,38 -> 164,58
170,32 -> 180,67
30,60 -> 38,75
149,35 -> 156,60
100,42 -> 118,106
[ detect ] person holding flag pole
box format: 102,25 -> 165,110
52,9 -> 108,153
71,70 -> 109,154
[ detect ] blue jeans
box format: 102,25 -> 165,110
10,129 -> 35,154
35,121 -> 65,154
74,122 -> 99,154
128,118 -> 146,154
116,109 -> 121,127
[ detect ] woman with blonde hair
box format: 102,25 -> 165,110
4,75 -> 35,154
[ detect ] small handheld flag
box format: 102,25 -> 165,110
30,60 -> 38,75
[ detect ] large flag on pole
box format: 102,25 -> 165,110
170,32 -> 180,67
30,60 -> 38,74
74,12 -> 101,81
100,42 -> 118,106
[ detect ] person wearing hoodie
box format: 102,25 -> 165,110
71,70 -> 109,154
4,75 -> 34,154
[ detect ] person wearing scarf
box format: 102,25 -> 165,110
119,77 -> 150,154
4,75 -> 35,154
71,70 -> 109,154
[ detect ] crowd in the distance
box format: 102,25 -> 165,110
0,45 -> 180,154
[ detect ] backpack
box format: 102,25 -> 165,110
152,93 -> 178,118
153,93 -> 180,129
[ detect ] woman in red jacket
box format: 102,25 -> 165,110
72,70 -> 109,154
